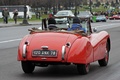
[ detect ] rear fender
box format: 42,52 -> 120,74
17,35 -> 33,61
67,37 -> 93,64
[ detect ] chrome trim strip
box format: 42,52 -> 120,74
22,44 -> 27,58
62,45 -> 66,60
41,46 -> 48,49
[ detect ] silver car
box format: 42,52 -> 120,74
96,15 -> 106,22
77,11 -> 93,22
54,10 -> 75,24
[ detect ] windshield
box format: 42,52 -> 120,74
56,12 -> 68,16
78,11 -> 92,16
97,15 -> 105,18
80,13 -> 89,15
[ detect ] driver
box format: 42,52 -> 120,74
67,17 -> 86,33
47,15 -> 57,30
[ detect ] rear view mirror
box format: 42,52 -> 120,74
66,23 -> 69,26
66,23 -> 70,28
93,28 -> 97,32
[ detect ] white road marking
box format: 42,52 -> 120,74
0,38 -> 22,44
93,23 -> 120,28
96,24 -> 114,27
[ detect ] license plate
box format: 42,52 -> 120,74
32,50 -> 57,57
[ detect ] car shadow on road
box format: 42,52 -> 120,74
17,63 -> 109,79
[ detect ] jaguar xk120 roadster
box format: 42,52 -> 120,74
17,17 -> 111,75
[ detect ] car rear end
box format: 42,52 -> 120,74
18,32 -> 80,64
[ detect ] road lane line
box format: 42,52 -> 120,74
93,23 -> 120,28
0,38 -> 22,44
96,24 -> 116,27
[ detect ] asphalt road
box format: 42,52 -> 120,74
0,20 -> 120,80
0,25 -> 40,49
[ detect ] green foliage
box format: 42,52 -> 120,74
83,6 -> 90,10
79,5 -> 109,12
106,1 -> 109,6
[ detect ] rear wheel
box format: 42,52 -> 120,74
98,42 -> 109,66
21,61 -> 35,73
77,64 -> 90,75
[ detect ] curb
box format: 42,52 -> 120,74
0,22 -> 41,28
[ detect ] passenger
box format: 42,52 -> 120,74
67,17 -> 86,33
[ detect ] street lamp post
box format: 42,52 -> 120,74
89,0 -> 92,13
53,0 -> 56,15
22,1 -> 29,24
74,0 -> 77,17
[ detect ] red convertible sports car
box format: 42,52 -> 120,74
17,17 -> 111,75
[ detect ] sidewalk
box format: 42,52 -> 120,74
0,21 -> 41,28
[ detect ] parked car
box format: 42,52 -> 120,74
17,17 -> 111,75
109,14 -> 120,20
96,15 -> 107,22
54,10 -> 75,24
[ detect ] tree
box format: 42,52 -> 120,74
116,0 -> 119,4
96,0 -> 98,2
83,0 -> 88,5
106,1 -> 109,6
96,1 -> 101,7
111,1 -> 115,7
91,1 -> 93,5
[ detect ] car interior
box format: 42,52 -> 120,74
29,17 -> 92,36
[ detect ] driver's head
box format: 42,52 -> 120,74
73,17 -> 80,24
48,17 -> 56,25
49,14 -> 53,18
